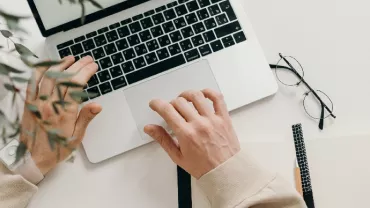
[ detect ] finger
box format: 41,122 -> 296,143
202,89 -> 228,117
149,99 -> 186,130
144,124 -> 182,163
179,90 -> 213,117
39,56 -> 75,96
64,62 -> 98,102
170,97 -> 198,121
26,65 -> 50,101
70,103 -> 102,147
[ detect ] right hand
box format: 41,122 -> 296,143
144,89 -> 240,179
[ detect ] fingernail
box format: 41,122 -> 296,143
90,106 -> 102,114
144,125 -> 152,134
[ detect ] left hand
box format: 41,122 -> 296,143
20,56 -> 101,175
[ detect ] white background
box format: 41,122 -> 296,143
0,0 -> 369,207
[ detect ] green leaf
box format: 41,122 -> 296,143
39,95 -> 49,101
56,86 -> 63,101
58,81 -> 83,88
9,127 -> 20,138
43,120 -> 52,125
14,43 -> 38,58
11,76 -> 29,83
26,104 -> 42,119
1,127 -> 7,145
45,71 -> 75,79
15,141 -> 27,163
47,131 -> 57,150
0,30 -> 12,38
54,100 -> 72,109
52,102 -> 60,115
69,91 -> 91,102
4,84 -> 16,92
32,60 -> 62,67
0,63 -> 24,75
12,92 -> 16,106
79,1 -> 86,24
87,0 -> 103,9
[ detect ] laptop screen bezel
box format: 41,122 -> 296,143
27,0 -> 151,37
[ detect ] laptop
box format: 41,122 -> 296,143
28,0 -> 277,163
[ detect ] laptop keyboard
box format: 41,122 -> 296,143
57,0 -> 247,101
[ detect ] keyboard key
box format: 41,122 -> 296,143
133,56 -> 147,69
127,34 -> 141,46
233,31 -> 247,43
86,31 -> 97,38
74,56 -> 80,62
92,47 -> 106,59
222,35 -> 235,47
144,52 -> 158,65
70,43 -> 84,55
162,21 -> 176,33
129,22 -> 142,33
99,82 -> 112,95
219,0 -> 237,21
99,57 -> 113,69
141,17 -> 154,29
87,86 -> 100,99
109,22 -> 121,30
98,70 -> 111,82
156,48 -> 170,60
98,27 -> 109,34
58,48 -> 71,58
174,17 -> 187,29
215,13 -> 228,25
211,0 -> 222,3
192,22 -> 205,34
214,21 -> 241,38
115,39 -> 129,51
180,39 -> 193,51
126,54 -> 186,84
132,14 -> 144,21
82,39 -> 96,51
74,35 -> 86,43
152,13 -> 165,25
169,31 -> 183,42
198,44 -> 212,56
208,4 -> 221,16
123,48 -> 136,60
87,74 -> 99,87
198,0 -> 210,7
144,10 -> 155,17
178,0 -> 189,3
186,1 -> 199,12
191,34 -> 204,46
158,35 -> 171,47
121,61 -> 135,73
121,18 -> 132,25
181,26 -> 194,38
168,43 -> 182,55
185,13 -> 198,25
109,65 -> 123,78
175,5 -> 188,16
197,8 -> 209,20
111,52 -> 125,65
146,39 -> 160,51
204,18 -> 217,29
106,30 -> 119,42
150,26 -> 164,37
167,1 -> 178,8
210,39 -> 223,52
111,76 -> 127,90
104,43 -> 117,55
57,40 -> 74,49
134,44 -> 148,56
155,5 -> 166,12
81,51 -> 92,58
163,9 -> 177,20
94,35 -> 107,47
139,30 -> 152,42
184,48 -> 200,62
203,30 -> 216,42
117,26 -> 130,38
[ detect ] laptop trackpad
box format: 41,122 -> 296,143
124,60 -> 220,141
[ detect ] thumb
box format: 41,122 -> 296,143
144,124 -> 182,163
71,103 -> 102,147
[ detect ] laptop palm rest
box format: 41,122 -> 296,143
124,60 -> 220,141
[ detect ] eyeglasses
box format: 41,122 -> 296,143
269,53 -> 336,130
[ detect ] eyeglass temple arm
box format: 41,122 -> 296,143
319,104 -> 325,130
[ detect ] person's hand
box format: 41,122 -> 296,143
144,89 -> 240,179
20,56 -> 102,175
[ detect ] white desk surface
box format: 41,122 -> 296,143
0,0 -> 370,207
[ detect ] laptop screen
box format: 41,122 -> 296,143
33,0 -> 125,31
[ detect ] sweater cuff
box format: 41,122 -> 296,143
197,150 -> 275,208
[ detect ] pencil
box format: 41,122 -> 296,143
295,159 -> 303,196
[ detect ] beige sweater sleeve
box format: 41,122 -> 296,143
197,150 -> 307,208
0,164 -> 38,208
